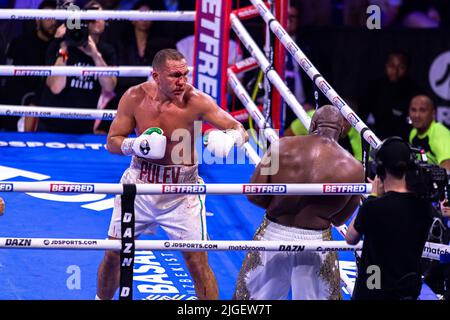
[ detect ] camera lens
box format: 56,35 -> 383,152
64,22 -> 89,47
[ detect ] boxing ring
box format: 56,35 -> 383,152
0,2 -> 447,300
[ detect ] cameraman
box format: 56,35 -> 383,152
38,0 -> 117,133
346,137 -> 433,300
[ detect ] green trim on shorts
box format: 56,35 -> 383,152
197,194 -> 205,240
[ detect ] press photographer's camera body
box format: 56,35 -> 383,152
64,21 -> 89,47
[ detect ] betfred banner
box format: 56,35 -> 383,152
193,0 -> 231,109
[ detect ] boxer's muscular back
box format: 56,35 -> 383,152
127,82 -> 202,165
267,135 -> 364,230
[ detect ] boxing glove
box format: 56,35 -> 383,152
206,129 -> 244,158
121,127 -> 167,159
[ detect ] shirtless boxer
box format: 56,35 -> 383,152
234,105 -> 364,300
96,49 -> 248,300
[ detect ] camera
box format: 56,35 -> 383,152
368,139 -> 449,202
406,149 -> 449,202
64,21 -> 89,47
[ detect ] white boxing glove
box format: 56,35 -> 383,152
206,129 -> 243,158
121,127 -> 167,159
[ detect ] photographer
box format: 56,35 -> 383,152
38,0 -> 117,133
346,137 -> 434,300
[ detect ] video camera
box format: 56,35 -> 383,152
368,139 -> 449,203
406,148 -> 449,203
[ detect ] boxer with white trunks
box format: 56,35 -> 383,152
234,105 -> 364,300
96,48 -> 248,300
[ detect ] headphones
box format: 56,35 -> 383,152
370,136 -> 416,177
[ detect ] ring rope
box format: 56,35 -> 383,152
2,182 -> 372,195
228,70 -> 279,144
0,237 -> 447,263
0,104 -> 115,120
0,65 -> 193,77
249,0 -> 381,149
0,238 -> 362,251
0,9 -> 195,21
231,13 -> 312,131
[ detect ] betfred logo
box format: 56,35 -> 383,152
0,183 -> 13,191
162,185 -> 206,194
234,57 -> 256,70
194,0 -> 227,104
287,41 -> 298,55
14,69 -> 51,76
300,59 -> 312,72
367,134 -> 377,146
318,80 -> 331,94
257,3 -> 269,14
274,25 -> 286,39
239,93 -> 249,105
346,112 -> 360,127
323,184 -> 367,193
332,96 -> 346,110
50,184 -> 94,193
243,184 -> 287,194
81,70 -> 119,77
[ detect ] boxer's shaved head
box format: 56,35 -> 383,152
152,48 -> 186,71
309,105 -> 344,140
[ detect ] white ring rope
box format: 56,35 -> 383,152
228,69 -> 279,144
0,238 -> 362,251
242,142 -> 262,165
0,65 -> 193,77
0,9 -> 195,21
0,237 -> 447,262
231,13 -> 312,131
0,104 -> 115,120
249,0 -> 381,149
1,182 -> 372,195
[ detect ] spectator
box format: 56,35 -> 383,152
359,51 -> 421,140
38,0 -> 117,134
0,0 -> 57,132
346,137 -> 434,299
408,95 -> 450,172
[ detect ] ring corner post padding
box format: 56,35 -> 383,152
119,184 -> 137,300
